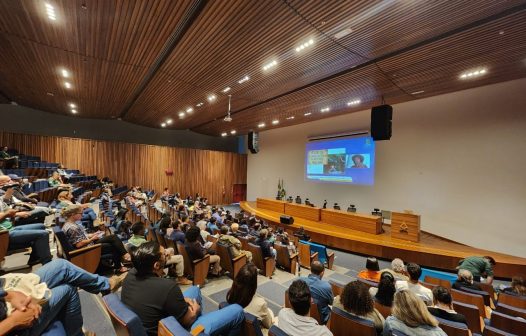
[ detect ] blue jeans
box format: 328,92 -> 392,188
8,223 -> 52,264
28,259 -> 110,336
183,286 -> 244,336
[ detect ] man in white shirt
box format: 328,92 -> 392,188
396,262 -> 433,305
278,279 -> 333,336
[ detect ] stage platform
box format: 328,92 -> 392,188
240,201 -> 526,279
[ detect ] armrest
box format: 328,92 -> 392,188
193,254 -> 211,265
191,325 -> 206,336
69,243 -> 102,256
289,252 -> 299,260
232,254 -> 247,262
310,251 -> 319,261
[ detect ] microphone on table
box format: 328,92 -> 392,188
323,200 -> 327,209
347,204 -> 356,213
333,203 -> 341,210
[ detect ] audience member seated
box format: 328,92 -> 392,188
128,222 -> 191,285
358,257 -> 381,282
207,216 -> 219,234
0,259 -> 125,335
456,255 -> 496,284
218,226 -> 253,262
453,269 -> 482,291
381,258 -> 409,281
1,182 -> 52,225
196,220 -> 211,243
167,219 -> 186,244
280,232 -> 298,254
185,226 -> 221,276
230,223 -> 245,238
1,176 -> 38,204
160,187 -> 171,201
502,276 -> 526,297
0,205 -> 52,266
0,146 -> 18,169
300,261 -> 333,325
56,164 -> 73,181
333,280 -> 385,334
428,286 -> 467,324
383,290 -> 447,336
255,229 -> 277,260
227,263 -> 275,329
277,279 -> 333,336
396,263 -> 433,305
57,190 -> 96,227
371,271 -> 397,307
62,205 -> 130,273
211,208 -> 224,226
122,241 -> 245,336
47,171 -> 68,188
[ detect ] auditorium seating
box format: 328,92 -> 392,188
436,317 -> 472,336
451,288 -> 490,318
495,302 -> 526,319
460,287 -> 493,308
247,242 -> 275,278
453,301 -> 484,335
268,325 -> 289,336
53,226 -> 107,273
274,242 -> 298,275
216,241 -> 247,279
482,325 -> 515,336
240,312 -> 265,336
329,279 -> 345,297
329,306 -> 376,336
488,310 -> 526,335
300,240 -> 335,270
284,289 -> 321,324
176,242 -> 210,286
424,275 -> 452,288
373,301 -> 391,319
497,292 -> 526,310
102,293 -> 206,336
298,241 -> 318,269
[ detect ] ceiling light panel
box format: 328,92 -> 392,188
459,68 -> 487,79
263,60 -> 278,71
238,75 -> 250,84
295,39 -> 314,52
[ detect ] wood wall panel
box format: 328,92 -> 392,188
0,131 -> 247,205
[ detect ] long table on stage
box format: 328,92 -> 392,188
241,200 -> 526,278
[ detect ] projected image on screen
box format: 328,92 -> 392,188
306,136 -> 375,185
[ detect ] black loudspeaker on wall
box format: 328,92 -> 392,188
280,215 -> 294,225
248,131 -> 259,154
371,104 -> 393,141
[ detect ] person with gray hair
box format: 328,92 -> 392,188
381,258 -> 409,281
453,269 -> 482,291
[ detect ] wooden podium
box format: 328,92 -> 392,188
391,211 -> 421,242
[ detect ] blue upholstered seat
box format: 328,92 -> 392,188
41,321 -> 66,336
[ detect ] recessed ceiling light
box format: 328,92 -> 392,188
334,28 -> 353,39
258,123 -> 266,128
230,130 -> 237,135
207,94 -> 217,102
186,107 -> 193,113
410,91 -> 425,95
320,107 -> 330,113
286,116 -> 295,120
221,132 -> 227,137
45,3 -> 57,21
64,82 -> 72,89
61,69 -> 69,78
222,87 -> 231,93
161,123 -> 166,128
68,103 -> 76,108
238,75 -> 250,84
46,92 -> 54,96
71,109 -> 77,114
272,120 -> 279,125
263,60 -> 278,71
347,99 -> 361,106
295,39 -> 315,52
166,119 -> 173,125
459,68 -> 487,79
178,112 -> 185,118
304,112 -> 312,116
196,102 -> 204,107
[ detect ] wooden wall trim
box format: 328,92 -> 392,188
0,131 -> 247,204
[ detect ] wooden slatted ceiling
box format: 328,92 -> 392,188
193,11 -> 526,135
0,0 -> 525,134
125,0 -> 526,130
0,131 -> 247,205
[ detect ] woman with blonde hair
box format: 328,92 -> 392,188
61,204 -> 130,273
383,290 -> 446,336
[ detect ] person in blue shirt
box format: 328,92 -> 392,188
300,261 -> 334,325
168,219 -> 186,244
211,208 -> 224,225
206,216 -> 219,234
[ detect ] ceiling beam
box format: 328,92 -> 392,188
191,2 -> 526,132
118,0 -> 209,119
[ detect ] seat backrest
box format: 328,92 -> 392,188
424,275 -> 451,288
102,294 -> 147,336
275,243 -> 291,269
242,312 -> 264,336
453,301 -> 483,334
216,242 -> 234,274
436,317 -> 470,336
307,241 -> 328,265
495,302 -> 526,319
460,287 -> 491,306
52,226 -> 75,258
176,242 -> 194,277
451,289 -> 486,317
482,325 -> 515,336
247,242 -> 265,270
154,229 -> 167,248
490,310 -> 526,335
421,282 -> 438,290
329,307 -> 376,336
158,317 -> 195,336
373,301 -> 391,319
298,241 -> 312,268
268,325 -> 289,336
498,292 -> 526,309
329,280 -> 345,297
0,230 -> 9,262
357,277 -> 378,288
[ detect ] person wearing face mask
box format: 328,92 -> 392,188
121,241 -> 245,336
